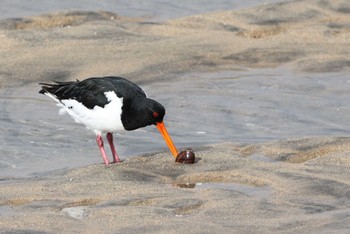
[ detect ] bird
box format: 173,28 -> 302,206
39,76 -> 179,165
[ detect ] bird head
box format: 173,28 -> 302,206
121,97 -> 178,158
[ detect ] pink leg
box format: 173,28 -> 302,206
107,132 -> 121,163
96,134 -> 109,165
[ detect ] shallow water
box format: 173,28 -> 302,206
0,0 -> 290,21
1,67 -> 350,178
0,205 -> 17,217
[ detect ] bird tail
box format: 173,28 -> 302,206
38,80 -> 79,95
39,80 -> 79,115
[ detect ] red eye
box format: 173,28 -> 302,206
153,112 -> 159,118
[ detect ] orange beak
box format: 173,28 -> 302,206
156,121 -> 178,158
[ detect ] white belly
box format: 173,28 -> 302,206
49,91 -> 124,135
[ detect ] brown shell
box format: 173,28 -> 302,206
175,148 -> 195,164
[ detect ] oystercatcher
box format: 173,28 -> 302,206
39,76 -> 178,165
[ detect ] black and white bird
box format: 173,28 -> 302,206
39,76 -> 178,165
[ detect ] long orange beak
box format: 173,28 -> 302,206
156,122 -> 178,158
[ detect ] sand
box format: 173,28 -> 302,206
1,138 -> 350,233
1,0 -> 350,233
1,0 -> 349,87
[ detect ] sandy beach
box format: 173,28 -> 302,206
1,138 -> 350,233
1,0 -> 350,233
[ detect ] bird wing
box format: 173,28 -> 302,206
102,76 -> 147,98
39,76 -> 147,109
39,79 -> 111,109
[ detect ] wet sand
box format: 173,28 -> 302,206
1,0 -> 350,233
1,0 -> 349,87
1,138 -> 350,233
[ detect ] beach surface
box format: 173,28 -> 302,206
1,0 -> 350,233
1,138 -> 350,233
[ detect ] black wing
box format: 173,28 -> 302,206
39,76 -> 146,109
102,76 -> 146,99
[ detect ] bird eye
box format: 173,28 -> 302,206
153,112 -> 159,118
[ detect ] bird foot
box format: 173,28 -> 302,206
112,157 -> 121,163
